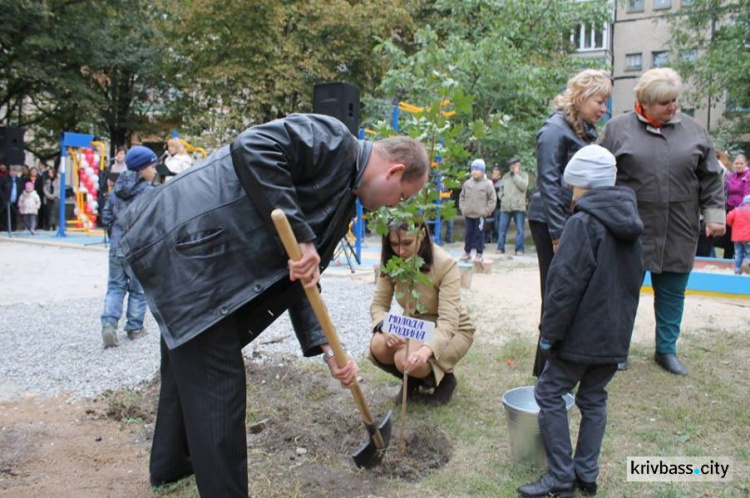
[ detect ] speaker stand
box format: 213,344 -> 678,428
84,231 -> 109,248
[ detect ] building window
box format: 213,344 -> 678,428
652,51 -> 670,67
627,0 -> 644,13
625,53 -> 643,70
679,49 -> 697,62
653,0 -> 672,10
726,89 -> 750,113
572,22 -> 608,51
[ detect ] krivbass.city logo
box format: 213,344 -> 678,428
627,457 -> 733,482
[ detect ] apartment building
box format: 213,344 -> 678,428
610,0 -> 725,131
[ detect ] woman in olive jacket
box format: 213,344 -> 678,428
369,223 -> 475,406
528,69 -> 612,377
601,68 -> 725,376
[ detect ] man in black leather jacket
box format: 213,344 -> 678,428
119,114 -> 428,496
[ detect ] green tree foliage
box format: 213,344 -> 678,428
0,0 -> 167,160
161,0 -> 415,148
375,0 -> 611,171
669,0 -> 750,150
85,2 -> 167,157
369,79 -> 472,313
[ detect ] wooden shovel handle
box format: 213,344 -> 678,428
271,209 -> 384,448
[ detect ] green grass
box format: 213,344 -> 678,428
144,319 -> 749,497
365,328 -> 750,497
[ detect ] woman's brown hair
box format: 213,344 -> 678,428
380,222 -> 433,273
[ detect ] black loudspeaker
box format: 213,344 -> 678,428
0,127 -> 25,165
313,82 -> 360,136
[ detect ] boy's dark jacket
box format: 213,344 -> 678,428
100,170 -> 154,251
542,186 -> 643,364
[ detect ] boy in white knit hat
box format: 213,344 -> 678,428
518,145 -> 643,498
459,158 -> 496,261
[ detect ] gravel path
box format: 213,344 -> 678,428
0,240 -> 378,402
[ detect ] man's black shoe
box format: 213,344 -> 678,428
517,474 -> 575,497
150,471 -> 194,489
654,353 -> 688,376
575,474 -> 598,496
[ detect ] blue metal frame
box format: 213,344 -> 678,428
353,127 -> 366,262
57,132 -> 95,238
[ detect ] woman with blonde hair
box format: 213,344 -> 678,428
162,137 -> 193,182
528,68 -> 612,377
601,68 -> 725,376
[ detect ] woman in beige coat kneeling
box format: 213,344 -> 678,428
369,222 -> 475,405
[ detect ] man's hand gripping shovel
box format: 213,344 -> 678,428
271,209 -> 391,468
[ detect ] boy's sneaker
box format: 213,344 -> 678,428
126,328 -> 147,341
742,261 -> 750,275
474,253 -> 483,262
102,323 -> 119,348
460,253 -> 471,261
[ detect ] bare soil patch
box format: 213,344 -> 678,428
1,255 -> 746,497
1,356 -> 453,498
0,397 -> 151,497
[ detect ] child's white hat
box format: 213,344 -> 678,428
470,159 -> 486,172
564,144 -> 616,189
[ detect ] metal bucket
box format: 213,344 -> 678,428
501,386 -> 575,467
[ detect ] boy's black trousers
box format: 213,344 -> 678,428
534,358 -> 618,486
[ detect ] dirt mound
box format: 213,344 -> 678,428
242,359 -> 453,493
371,426 -> 453,481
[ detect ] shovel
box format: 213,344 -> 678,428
271,209 -> 392,468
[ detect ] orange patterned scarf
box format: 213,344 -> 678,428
634,103 -> 663,130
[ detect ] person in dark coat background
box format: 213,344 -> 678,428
0,165 -> 24,232
518,145 -> 643,498
527,69 -> 612,377
601,68 -> 725,376
118,114 -> 429,496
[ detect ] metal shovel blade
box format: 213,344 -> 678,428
352,410 -> 393,469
